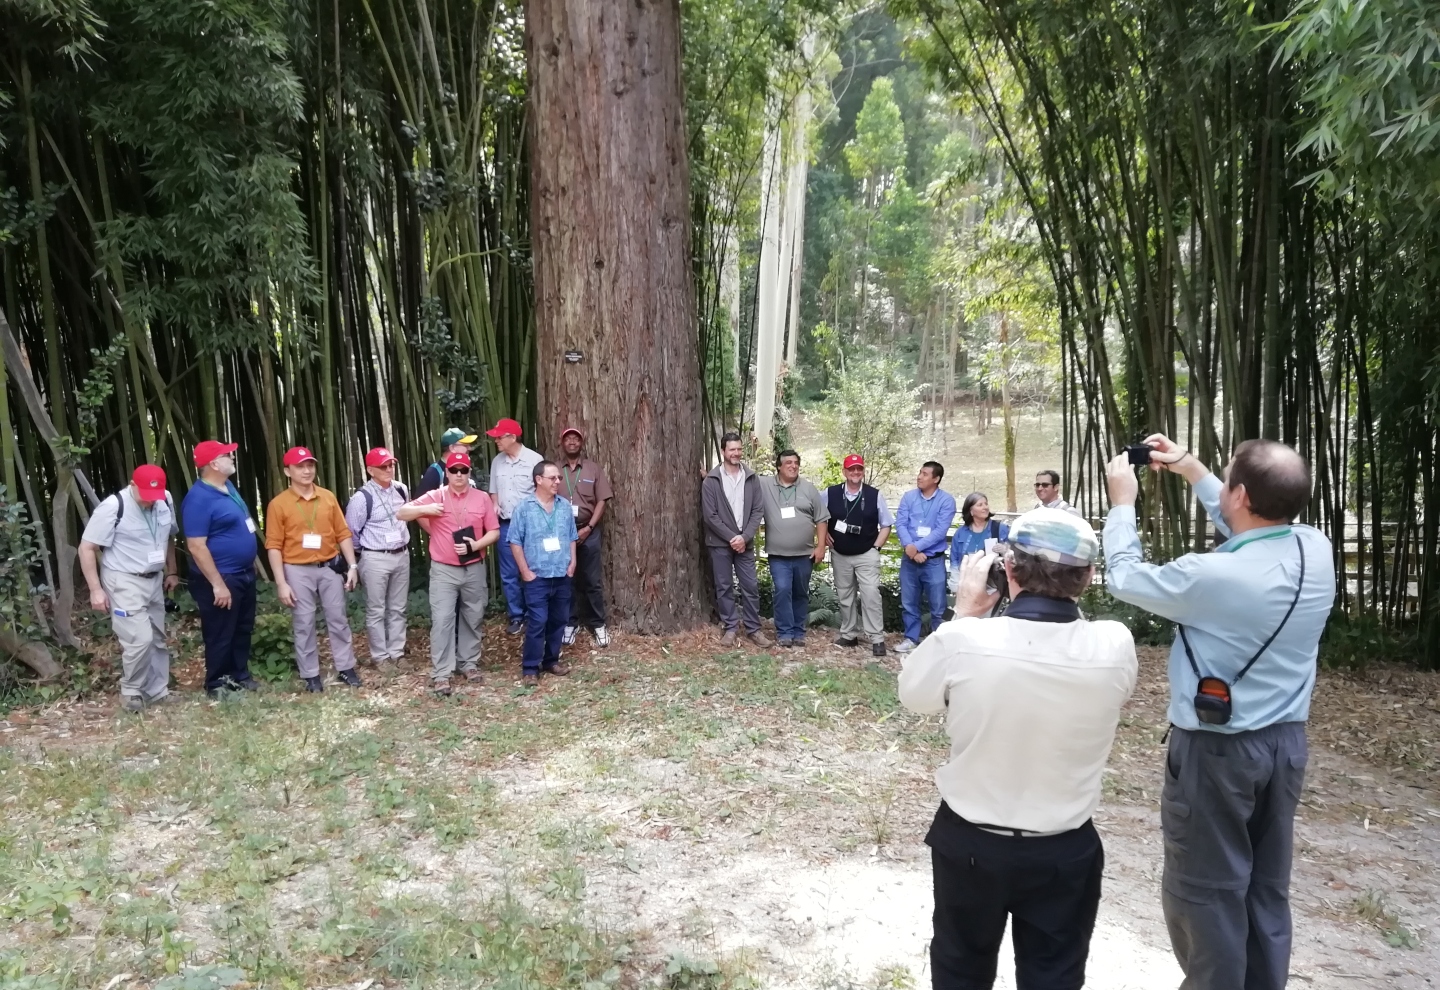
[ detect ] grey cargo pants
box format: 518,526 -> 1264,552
1162,721 -> 1308,990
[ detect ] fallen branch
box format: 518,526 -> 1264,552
0,627 -> 62,681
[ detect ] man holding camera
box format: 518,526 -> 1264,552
1104,435 -> 1335,990
899,509 -> 1137,990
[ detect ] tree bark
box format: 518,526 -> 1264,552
528,0 -> 704,632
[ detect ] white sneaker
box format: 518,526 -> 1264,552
892,639 -> 917,654
593,625 -> 610,648
562,625 -> 578,646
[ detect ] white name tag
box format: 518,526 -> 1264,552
780,507 -> 796,520
984,538 -> 999,552
834,521 -> 849,534
571,504 -> 580,517
917,526 -> 932,538
302,533 -> 323,550
148,550 -> 166,565
245,518 -> 257,533
542,536 -> 562,552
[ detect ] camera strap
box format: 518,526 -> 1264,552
1177,533 -> 1306,687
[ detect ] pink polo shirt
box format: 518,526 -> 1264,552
411,486 -> 500,566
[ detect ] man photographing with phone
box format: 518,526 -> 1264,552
899,509 -> 1137,989
1104,435 -> 1335,990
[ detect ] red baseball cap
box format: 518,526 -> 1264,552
560,427 -> 585,442
131,465 -> 167,501
283,446 -> 318,466
365,447 -> 398,468
486,417 -> 522,439
444,451 -> 472,469
843,454 -> 865,469
193,440 -> 238,467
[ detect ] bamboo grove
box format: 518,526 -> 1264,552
905,0 -> 1440,646
2,0 -> 531,638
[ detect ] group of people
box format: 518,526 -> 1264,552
78,418 -> 614,708
702,430 -> 1085,655
899,435 -> 1334,990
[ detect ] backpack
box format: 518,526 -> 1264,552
358,481 -> 409,521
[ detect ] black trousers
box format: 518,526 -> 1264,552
190,569 -> 258,692
926,802 -> 1103,990
569,527 -> 606,627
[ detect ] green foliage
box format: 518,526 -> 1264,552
845,77 -> 907,195
1080,585 -> 1172,646
1318,613 -> 1426,671
815,352 -> 921,486
0,485 -> 46,642
1278,0 -> 1440,205
246,613 -> 295,684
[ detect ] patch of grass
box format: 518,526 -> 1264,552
1353,889 -> 1421,949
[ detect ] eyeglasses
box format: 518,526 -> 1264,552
541,475 -> 562,483
448,467 -> 470,475
1034,482 -> 1053,488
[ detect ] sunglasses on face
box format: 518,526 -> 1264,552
1034,482 -> 1053,488
541,475 -> 561,483
448,467 -> 470,475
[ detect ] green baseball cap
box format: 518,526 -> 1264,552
440,427 -> 477,447
1008,508 -> 1099,566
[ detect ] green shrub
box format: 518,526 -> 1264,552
248,613 -> 295,683
1319,612 -> 1424,670
1080,585 -> 1172,645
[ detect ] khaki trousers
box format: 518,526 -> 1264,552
102,569 -> 170,700
831,548 -> 884,643
428,561 -> 487,680
282,563 -> 356,678
358,551 -> 409,660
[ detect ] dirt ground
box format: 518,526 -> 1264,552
2,621 -> 1436,988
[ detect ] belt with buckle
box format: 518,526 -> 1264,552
361,546 -> 407,554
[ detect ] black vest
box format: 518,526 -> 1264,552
826,484 -> 881,556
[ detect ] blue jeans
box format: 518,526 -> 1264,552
522,575 -> 571,674
769,555 -> 813,641
190,569 -> 257,692
900,555 -> 947,643
498,520 -> 525,621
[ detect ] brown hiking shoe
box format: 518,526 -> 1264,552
720,629 -> 738,647
462,668 -> 484,684
521,673 -> 539,688
431,679 -> 452,697
541,661 -> 570,677
747,631 -> 772,648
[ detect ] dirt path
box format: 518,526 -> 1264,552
2,635 -> 1436,988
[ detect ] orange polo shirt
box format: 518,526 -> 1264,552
264,486 -> 352,564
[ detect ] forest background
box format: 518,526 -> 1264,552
1,0 -> 1439,685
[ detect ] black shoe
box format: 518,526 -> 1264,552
232,677 -> 261,692
337,668 -> 362,688
303,676 -> 325,693
872,642 -> 887,658
205,685 -> 233,700
834,635 -> 859,648
506,619 -> 524,635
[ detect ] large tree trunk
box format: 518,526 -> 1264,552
528,0 -> 704,633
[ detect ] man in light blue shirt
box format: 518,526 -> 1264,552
1104,435 -> 1335,990
893,461 -> 957,653
509,460 -> 578,687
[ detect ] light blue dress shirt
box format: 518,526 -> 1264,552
896,488 -> 957,557
1103,473 -> 1336,733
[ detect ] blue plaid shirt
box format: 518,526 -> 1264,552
507,494 -> 578,578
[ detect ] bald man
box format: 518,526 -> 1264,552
1103,437 -> 1335,990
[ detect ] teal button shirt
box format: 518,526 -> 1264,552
1103,473 -> 1336,733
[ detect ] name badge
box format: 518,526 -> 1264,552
834,521 -> 849,534
302,533 -> 323,550
245,518 -> 257,533
917,526 -> 932,538
984,538 -> 999,552
780,507 -> 796,520
148,550 -> 166,565
542,536 -> 562,552
571,504 -> 580,518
